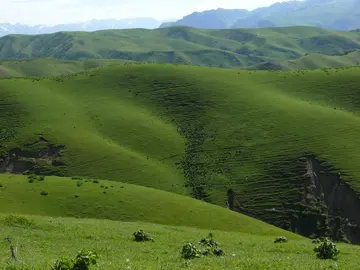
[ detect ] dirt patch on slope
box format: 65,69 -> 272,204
302,155 -> 360,243
0,137 -> 66,175
0,68 -> 9,77
226,155 -> 360,244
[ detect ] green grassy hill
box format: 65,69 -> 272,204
1,63 -> 360,242
0,26 -> 360,70
0,58 -> 126,77
0,174 -> 287,235
3,214 -> 358,269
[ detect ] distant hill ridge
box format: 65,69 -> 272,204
1,26 -> 359,70
161,0 -> 360,31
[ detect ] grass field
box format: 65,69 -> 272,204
0,26 -> 360,70
1,63 -> 360,239
0,58 -> 127,77
1,214 -> 358,270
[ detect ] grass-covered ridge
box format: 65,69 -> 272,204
0,26 -> 360,70
0,174 -> 286,235
1,63 -> 360,239
0,58 -> 127,77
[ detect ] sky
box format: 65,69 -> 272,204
1,0 -> 292,26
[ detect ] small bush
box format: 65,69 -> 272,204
182,243 -> 201,259
76,182 -> 83,187
312,238 -> 321,244
181,233 -> 224,260
133,230 -> 154,242
274,236 -> 288,243
92,179 -> 99,184
28,174 -> 36,183
52,249 -> 99,270
314,238 -> 340,260
0,183 -> 3,187
40,191 -> 49,196
28,174 -> 45,183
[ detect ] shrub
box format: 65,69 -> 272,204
28,174 -> 37,183
181,233 -> 224,260
52,249 -> 99,270
28,174 -> 45,183
274,236 -> 288,243
199,233 -> 224,256
181,243 -> 201,259
314,238 -> 340,260
133,230 -> 154,242
40,191 -> 49,196
76,182 -> 83,187
312,238 -> 321,244
0,183 -> 3,187
92,179 -> 99,184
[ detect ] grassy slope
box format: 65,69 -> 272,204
285,51 -> 360,69
0,174 -> 286,235
0,58 -> 126,77
0,26 -> 360,69
1,63 -> 360,220
2,214 -> 357,270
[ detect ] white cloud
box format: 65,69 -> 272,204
0,0 -> 293,25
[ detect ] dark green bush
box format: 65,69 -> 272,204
181,243 -> 201,259
312,238 -> 321,244
314,238 -> 340,260
181,233 -> 224,260
133,230 -> 154,242
52,249 -> 99,270
28,174 -> 45,183
28,174 -> 37,183
274,236 -> 288,243
40,191 -> 48,196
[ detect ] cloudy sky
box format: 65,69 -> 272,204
1,0 -> 292,25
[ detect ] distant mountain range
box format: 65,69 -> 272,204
0,18 -> 163,37
1,0 -> 359,37
160,0 -> 360,31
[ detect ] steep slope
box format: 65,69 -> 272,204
1,64 -> 360,241
0,26 -> 359,70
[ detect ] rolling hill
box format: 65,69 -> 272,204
0,58 -> 127,77
0,26 -> 360,70
162,0 -> 360,31
1,63 -> 360,244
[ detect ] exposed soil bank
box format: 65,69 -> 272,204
0,137 -> 65,175
228,155 -> 360,244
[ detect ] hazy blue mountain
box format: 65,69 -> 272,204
0,18 -> 162,37
163,0 -> 360,31
160,8 -> 249,29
